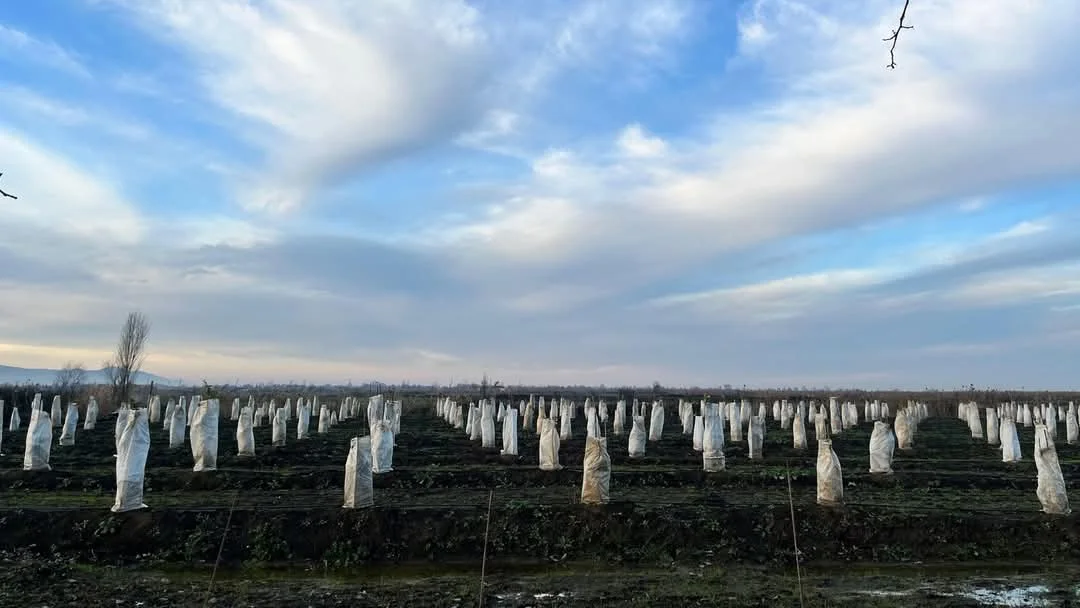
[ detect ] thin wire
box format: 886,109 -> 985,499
204,490 -> 239,607
786,461 -> 806,608
478,489 -> 495,608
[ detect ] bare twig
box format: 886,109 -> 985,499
205,491 -> 240,606
478,489 -> 495,608
883,0 -> 913,69
0,173 -> 17,199
54,361 -> 87,405
786,461 -> 805,608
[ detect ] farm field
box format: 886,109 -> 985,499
1,394 -> 1078,607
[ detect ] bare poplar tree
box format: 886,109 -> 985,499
54,361 -> 87,404
106,312 -> 151,407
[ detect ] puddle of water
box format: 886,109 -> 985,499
954,585 -> 1050,607
855,589 -> 914,597
853,580 -> 1060,607
491,591 -> 573,606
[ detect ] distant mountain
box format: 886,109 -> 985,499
0,364 -> 180,387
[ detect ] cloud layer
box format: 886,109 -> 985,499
0,0 -> 1078,388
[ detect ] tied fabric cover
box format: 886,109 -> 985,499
580,436 -> 611,505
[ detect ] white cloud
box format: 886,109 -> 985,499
617,124 -> 667,158
455,108 -> 522,155
438,0 -> 1080,301
532,149 -> 577,179
744,371 -> 896,389
441,195 -> 587,267
141,345 -> 433,386
0,342 -> 114,370
0,85 -> 238,187
624,0 -> 693,57
988,219 -> 1051,241
0,24 -> 90,78
500,284 -> 612,314
97,0 -> 697,217
0,85 -> 87,124
0,283 -> 113,337
166,216 -> 278,250
0,127 -> 145,245
737,19 -> 771,49
958,197 -> 988,213
108,72 -> 180,102
945,263 -> 1080,307
110,0 -> 490,213
643,213 -> 1080,324
918,342 -> 1003,356
871,291 -> 936,313
517,0 -> 692,91
908,217 -> 1060,269
4,1 -> 1080,388
647,269 -> 888,322
0,85 -> 152,141
406,348 -> 462,366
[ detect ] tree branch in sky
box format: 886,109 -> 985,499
0,173 -> 18,199
883,0 -> 913,69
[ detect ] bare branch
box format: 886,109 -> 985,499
107,311 -> 151,407
202,379 -> 220,400
54,361 -> 87,404
883,0 -> 913,69
103,360 -> 118,385
0,172 -> 17,200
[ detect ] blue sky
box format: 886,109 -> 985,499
1,0 -> 1079,388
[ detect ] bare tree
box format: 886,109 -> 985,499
54,361 -> 87,404
884,0 -> 913,69
479,373 -> 503,402
106,311 -> 151,407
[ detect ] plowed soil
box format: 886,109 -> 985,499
0,396 -> 1077,607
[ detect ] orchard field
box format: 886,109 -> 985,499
0,390 -> 1078,607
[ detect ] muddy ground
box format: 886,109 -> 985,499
0,396 -> 1077,606
3,553 -> 1079,607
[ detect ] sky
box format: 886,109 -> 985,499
1,0 -> 1079,389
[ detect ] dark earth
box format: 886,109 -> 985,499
0,393 -> 1077,606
